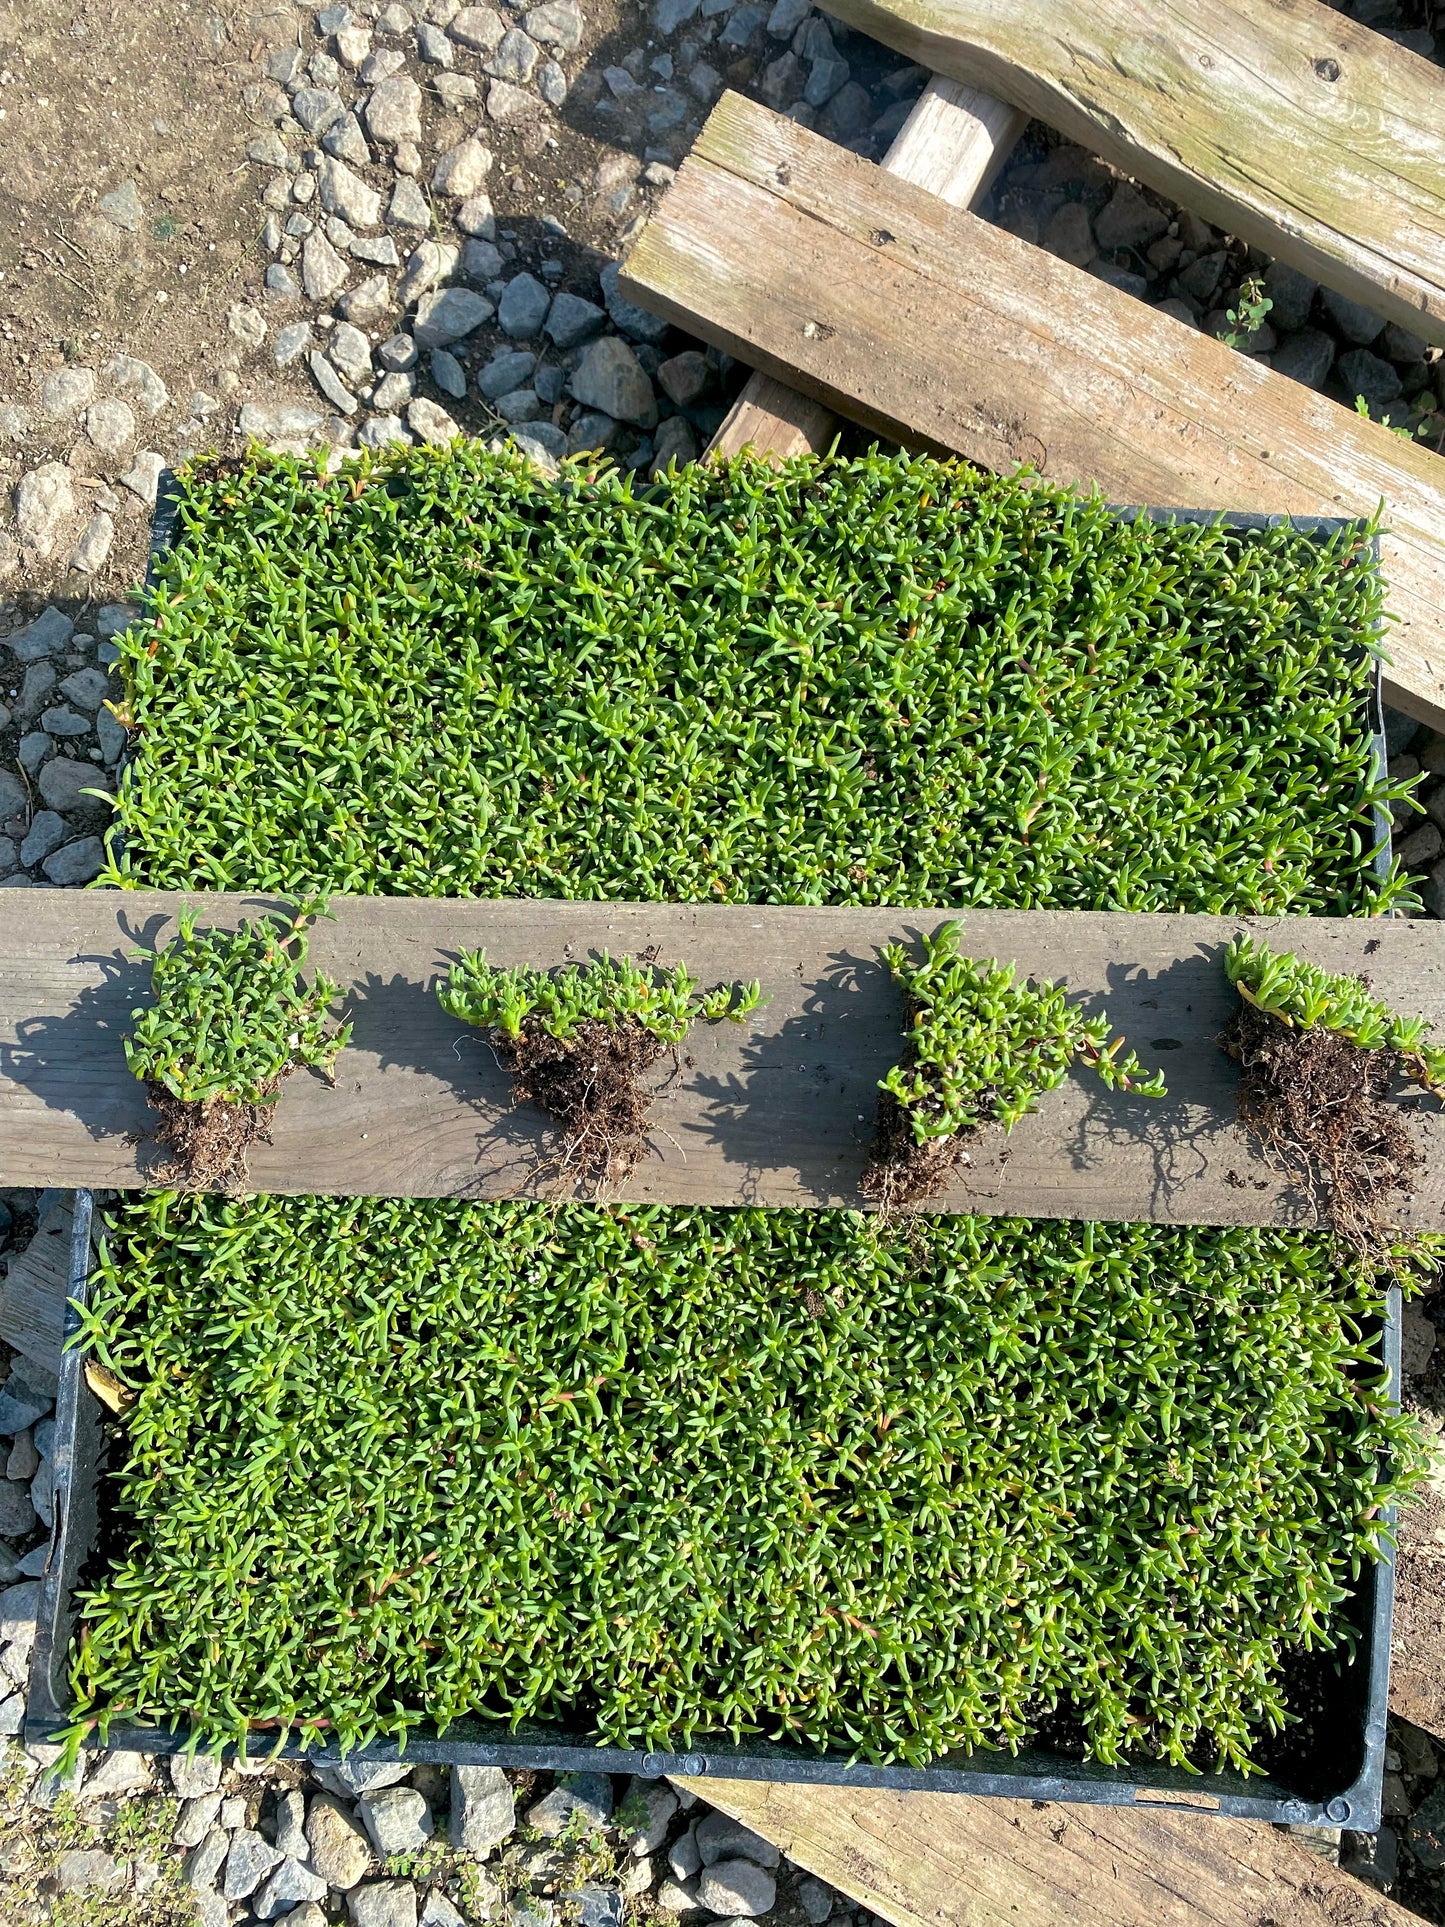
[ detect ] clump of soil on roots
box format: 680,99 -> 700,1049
860,1090 -> 978,1210
142,1075 -> 285,1193
504,1017 -> 668,1191
1220,1002 -> 1422,1252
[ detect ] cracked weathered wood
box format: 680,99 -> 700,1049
620,92 -> 1445,730
708,76 -> 1027,461
0,889 -> 1442,1229
674,1777 -> 1424,1927
812,0 -> 1445,348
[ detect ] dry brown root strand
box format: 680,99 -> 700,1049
143,1074 -> 285,1193
1220,1003 -> 1422,1256
502,1016 -> 668,1193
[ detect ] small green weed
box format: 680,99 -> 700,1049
1219,274 -> 1273,350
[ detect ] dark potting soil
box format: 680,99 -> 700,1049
859,1088 -> 977,1210
502,1016 -> 671,1191
141,1075 -> 284,1193
1221,1003 -> 1422,1253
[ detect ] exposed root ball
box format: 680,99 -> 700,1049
1221,1003 -> 1421,1252
143,1076 -> 284,1192
504,1016 -> 667,1192
861,1090 -> 975,1210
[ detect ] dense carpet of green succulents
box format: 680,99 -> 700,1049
438,950 -> 763,1043
102,444 -> 1407,916
73,1197 -> 1429,1770
72,446 -> 1422,1773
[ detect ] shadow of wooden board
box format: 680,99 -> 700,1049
0,888 -> 1441,1226
618,91 -> 1445,733
809,0 -> 1445,351
672,1777 -> 1423,1927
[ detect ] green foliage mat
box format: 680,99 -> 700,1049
74,445 -> 1424,1773
104,445 -> 1406,915
74,1197 -> 1427,1772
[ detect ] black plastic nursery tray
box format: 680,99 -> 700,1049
27,491 -> 1401,1825
26,1195 -> 1404,1830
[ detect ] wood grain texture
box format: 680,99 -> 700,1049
620,93 -> 1445,730
671,1777 -> 1422,1927
707,77 -> 1026,463
812,0 -> 1445,347
0,1198 -> 79,1376
0,890 -> 1442,1227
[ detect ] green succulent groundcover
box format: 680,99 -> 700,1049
74,445 -> 1424,1773
75,1198 -> 1427,1771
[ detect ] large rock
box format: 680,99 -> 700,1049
349,1880 -> 419,1927
239,400 -> 326,440
1410,1783 -> 1445,1870
41,368 -> 95,417
222,1829 -> 285,1901
569,337 -> 657,427
450,5 -> 504,50
77,1749 -> 153,1802
545,291 -> 605,350
43,837 -> 105,885
103,353 -> 168,414
84,398 -> 136,457
169,1752 -> 223,1800
306,1791 -> 375,1889
55,1850 -> 124,1895
317,156 -> 382,229
34,757 -> 112,818
254,1858 -> 329,1920
15,464 -> 75,558
695,1859 -> 776,1917
338,275 -> 394,327
413,287 -> 493,347
365,73 -> 423,144
397,240 -> 460,307
1093,183 -> 1169,252
302,230 -> 350,302
524,0 -> 583,48
6,605 -> 74,663
358,1786 -> 433,1856
71,511 -> 115,575
600,261 -> 669,343
450,1764 -> 515,1854
1320,285 -> 1387,346
497,272 -> 551,338
432,137 -> 492,200
526,1773 -> 614,1838
619,1777 -> 677,1855
695,1811 -> 780,1868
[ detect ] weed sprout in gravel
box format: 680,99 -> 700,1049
65,445 -> 1426,1777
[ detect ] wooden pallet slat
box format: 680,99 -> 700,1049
674,1777 -> 1424,1927
814,0 -> 1445,348
620,91 -> 1445,730
0,890 -> 1442,1224
710,75 -> 1027,460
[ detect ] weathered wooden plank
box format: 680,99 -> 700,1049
812,0 -> 1445,349
709,76 -> 1027,461
0,1198 -> 79,1377
620,93 -> 1445,730
673,1777 -> 1421,1927
0,890 -> 1442,1227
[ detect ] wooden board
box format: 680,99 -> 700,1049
0,889 -> 1443,1227
709,76 -> 1027,461
619,91 -> 1445,731
674,1777 -> 1422,1927
0,1197 -> 78,1377
812,0 -> 1445,349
